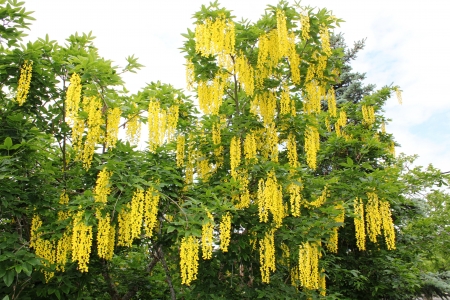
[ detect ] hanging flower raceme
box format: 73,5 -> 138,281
65,73 -> 82,125
326,88 -> 337,118
289,182 -> 303,217
300,12 -> 310,41
259,229 -> 276,283
143,187 -> 160,238
354,197 -> 366,251
288,32 -> 301,84
71,211 -> 93,272
219,212 -> 232,252
230,136 -> 241,179
55,231 -> 72,272
298,241 -> 320,290
287,133 -> 299,169
186,59 -> 195,90
126,103 -> 141,145
96,211 -> 115,260
257,170 -> 284,227
79,96 -> 103,169
117,189 -> 144,247
380,200 -> 396,250
244,132 -> 257,161
235,53 -> 254,96
335,110 -> 347,137
176,135 -> 186,167
148,99 -> 179,152
319,24 -> 332,56
202,210 -> 215,259
105,107 -> 121,149
362,105 -> 375,127
365,191 -> 382,243
197,74 -> 226,115
306,185 -> 330,208
276,9 -> 289,58
94,168 -> 112,204
16,60 -> 33,106
305,124 -> 319,170
180,236 -> 199,286
304,81 -> 323,114
326,202 -> 345,253
395,87 -> 402,104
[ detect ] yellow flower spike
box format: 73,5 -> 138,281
93,168 -> 112,204
202,210 -> 214,259
65,73 -> 82,125
16,60 -> 33,106
354,197 -> 366,251
230,136 -> 241,179
259,229 -> 275,283
180,236 -> 199,286
71,211 -> 93,272
219,212 -> 232,252
106,107 -> 121,149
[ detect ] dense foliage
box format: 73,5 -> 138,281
0,0 -> 449,299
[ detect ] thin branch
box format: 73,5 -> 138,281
157,246 -> 177,300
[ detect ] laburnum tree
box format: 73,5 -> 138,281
2,0 -> 447,299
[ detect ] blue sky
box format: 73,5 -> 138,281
23,0 -> 450,171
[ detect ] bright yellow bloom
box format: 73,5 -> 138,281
71,211 -> 93,272
230,136 -> 241,179
180,236 -> 199,285
354,197 -> 366,251
97,211 -> 114,260
65,73 -> 82,125
106,107 -> 121,149
257,170 -> 284,227
219,212 -> 232,251
202,211 -> 214,259
380,200 -> 396,250
16,60 -> 33,106
366,191 -> 382,243
300,12 -> 310,41
93,168 -> 112,204
299,241 -> 319,290
305,124 -> 319,170
362,105 -> 375,127
143,187 -> 160,238
259,229 -> 275,283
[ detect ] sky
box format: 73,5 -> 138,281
23,0 -> 450,172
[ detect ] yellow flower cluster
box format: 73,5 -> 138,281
380,200 -> 396,250
234,170 -> 251,209
288,32 -> 301,84
300,12 -> 310,41
219,212 -> 232,252
126,104 -> 141,145
186,59 -> 195,90
335,110 -> 347,137
259,229 -> 275,283
307,185 -> 330,208
244,132 -> 257,161
257,170 -> 284,227
305,124 -> 319,170
16,60 -> 33,106
276,10 -> 289,58
197,75 -> 226,115
319,24 -> 332,56
354,197 -> 366,251
58,191 -> 71,221
212,123 -> 224,166
96,211 -> 115,260
106,107 -> 121,149
117,189 -> 144,247
304,81 -> 323,114
202,211 -> 215,259
143,187 -> 160,238
251,91 -> 277,126
94,168 -> 112,204
319,269 -> 327,296
287,133 -> 299,169
176,135 -> 185,167
280,242 -> 290,267
326,88 -> 337,118
395,88 -> 402,105
30,215 -> 43,249
65,73 -> 82,125
327,203 -> 345,253
289,183 -> 303,217
280,85 -> 292,115
148,99 -> 179,152
79,96 -> 103,169
230,136 -> 241,179
365,191 -> 382,243
299,241 -> 320,290
235,53 -> 254,96
55,231 -> 71,272
195,14 -> 235,69
362,105 -> 375,127
180,236 -> 199,286
72,211 -> 93,272
35,238 -> 56,281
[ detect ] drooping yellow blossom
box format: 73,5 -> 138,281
362,105 -> 375,127
71,211 -> 93,272
319,24 -> 332,56
305,124 -> 319,170
395,88 -> 402,105
186,59 -> 195,90
202,210 -> 215,260
327,203 -> 345,253
280,84 -> 292,115
299,241 -> 320,290
335,110 -> 347,137
289,182 -> 303,217
259,229 -> 275,283
106,107 -> 121,149
180,236 -> 199,286
287,133 -> 299,169
197,74 -> 226,115
319,269 -> 327,296
65,73 -> 82,125
195,14 -> 235,69
230,136 -> 241,179
300,12 -> 310,41
235,53 -> 254,96
306,185 -> 330,208
354,197 -> 366,251
94,168 -> 112,204
176,135 -> 185,167
117,189 -> 144,247
365,191 -> 382,243
30,214 -> 43,249
148,100 -> 179,152
55,231 -> 72,272
280,242 -> 290,267
235,171 -> 251,209
219,212 -> 232,252
304,81 -> 322,114
143,187 -> 160,238
380,200 -> 396,250
58,190 -> 71,221
71,117 -> 85,158
326,88 -> 337,118
16,60 -> 33,106
35,238 -> 56,281
288,32 -> 301,85
126,106 -> 141,145
97,211 -> 115,260
80,96 -> 103,169
276,10 -> 289,58
291,265 -> 300,287
257,170 -> 284,227
244,132 -> 257,161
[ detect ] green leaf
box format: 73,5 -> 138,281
3,295 -> 10,300
3,137 -> 12,149
3,269 -> 14,287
